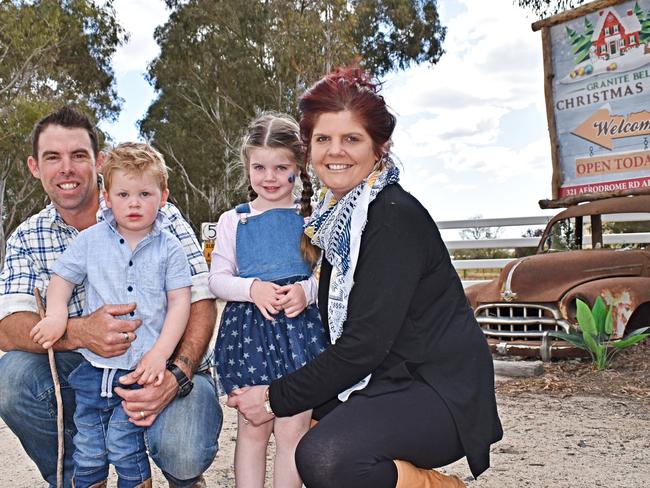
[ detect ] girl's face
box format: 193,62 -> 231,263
310,110 -> 378,200
248,147 -> 298,210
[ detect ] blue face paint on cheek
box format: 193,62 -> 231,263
288,173 -> 295,184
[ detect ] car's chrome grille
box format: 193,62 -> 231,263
475,303 -> 570,341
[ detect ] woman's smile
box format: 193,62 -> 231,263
311,110 -> 378,200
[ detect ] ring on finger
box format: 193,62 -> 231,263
140,410 -> 146,420
243,418 -> 250,424
122,332 -> 129,343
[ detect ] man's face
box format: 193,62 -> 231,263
27,124 -> 102,214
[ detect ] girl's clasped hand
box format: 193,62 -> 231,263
275,282 -> 308,318
250,280 -> 308,320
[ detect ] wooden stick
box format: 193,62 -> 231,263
34,288 -> 64,488
541,26 -> 561,201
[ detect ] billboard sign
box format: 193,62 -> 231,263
534,0 -> 650,205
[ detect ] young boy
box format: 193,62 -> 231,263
31,142 -> 192,488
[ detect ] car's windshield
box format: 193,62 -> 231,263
540,212 -> 650,252
541,217 -> 582,251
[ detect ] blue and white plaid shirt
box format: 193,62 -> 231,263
0,193 -> 215,369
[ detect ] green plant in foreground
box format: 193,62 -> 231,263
551,297 -> 650,370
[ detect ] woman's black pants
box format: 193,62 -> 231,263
295,380 -> 464,488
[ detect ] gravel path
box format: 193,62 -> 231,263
2,387 -> 649,487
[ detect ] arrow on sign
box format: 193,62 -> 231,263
571,107 -> 650,150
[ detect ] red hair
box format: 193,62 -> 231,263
298,66 -> 396,160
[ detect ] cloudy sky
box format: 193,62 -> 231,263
102,0 -> 558,227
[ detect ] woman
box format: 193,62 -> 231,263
228,67 -> 502,488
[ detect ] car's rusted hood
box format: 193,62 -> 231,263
468,250 -> 648,303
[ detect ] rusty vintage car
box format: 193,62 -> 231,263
464,195 -> 650,361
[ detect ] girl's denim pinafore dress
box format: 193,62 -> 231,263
214,204 -> 327,394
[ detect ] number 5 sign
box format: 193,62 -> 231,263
201,222 -> 218,241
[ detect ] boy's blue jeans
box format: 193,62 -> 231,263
0,351 -> 222,488
68,361 -> 150,488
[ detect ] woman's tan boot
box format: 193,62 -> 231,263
393,460 -> 466,488
135,479 -> 152,488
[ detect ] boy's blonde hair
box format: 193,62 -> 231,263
102,142 -> 169,193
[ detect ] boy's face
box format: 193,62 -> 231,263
104,169 -> 168,236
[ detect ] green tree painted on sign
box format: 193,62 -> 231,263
566,25 -> 579,45
568,17 -> 594,65
634,1 -> 650,45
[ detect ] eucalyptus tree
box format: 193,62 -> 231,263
0,0 -> 125,264
141,0 -> 446,231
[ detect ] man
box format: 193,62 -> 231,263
0,106 -> 222,488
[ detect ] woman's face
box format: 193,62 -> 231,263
310,110 -> 378,200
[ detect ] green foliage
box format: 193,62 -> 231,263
551,298 -> 650,370
603,221 -> 650,234
140,0 -> 446,232
0,0 -> 125,120
0,0 -> 126,264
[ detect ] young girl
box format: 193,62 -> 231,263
208,112 -> 327,487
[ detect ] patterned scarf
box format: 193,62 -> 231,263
305,165 -> 400,401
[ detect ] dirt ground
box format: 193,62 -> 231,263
1,342 -> 649,487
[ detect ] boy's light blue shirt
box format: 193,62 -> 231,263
53,208 -> 192,370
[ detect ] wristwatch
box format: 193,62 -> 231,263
166,362 -> 194,398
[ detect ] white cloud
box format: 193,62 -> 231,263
382,0 -> 554,219
111,0 -> 169,74
385,0 -> 543,117
412,166 -> 450,186
448,183 -> 476,192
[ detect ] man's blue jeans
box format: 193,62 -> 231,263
0,351 -> 222,488
68,361 -> 150,488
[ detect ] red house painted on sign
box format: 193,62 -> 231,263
592,8 -> 642,58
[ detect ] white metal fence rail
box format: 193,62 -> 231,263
441,216 -> 548,280
202,213 -> 650,288
440,213 -> 650,287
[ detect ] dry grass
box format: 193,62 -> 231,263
497,340 -> 650,399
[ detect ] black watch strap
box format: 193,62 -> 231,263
166,362 -> 194,398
